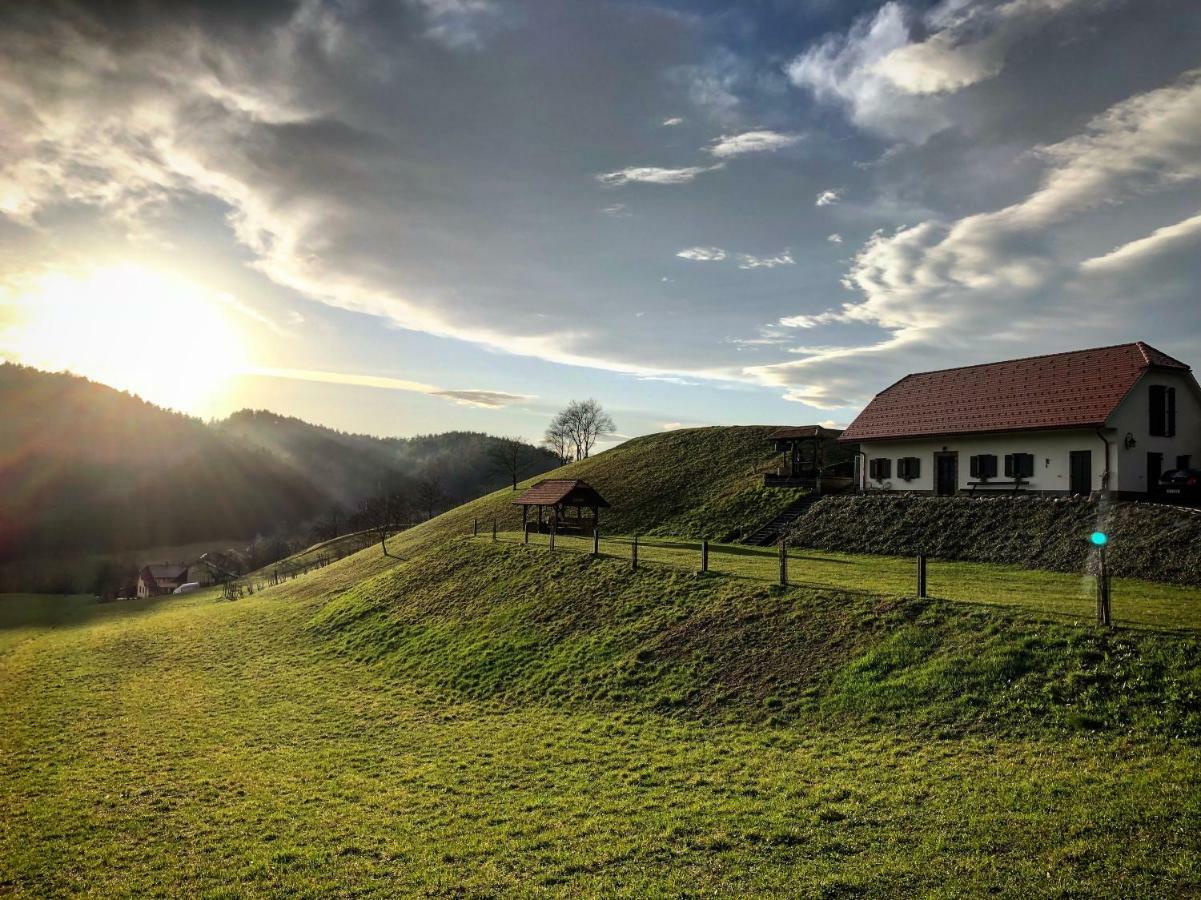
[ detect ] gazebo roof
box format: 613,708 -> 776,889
513,479 -> 610,508
769,425 -> 843,441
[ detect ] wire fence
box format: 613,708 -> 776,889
472,526 -> 1201,633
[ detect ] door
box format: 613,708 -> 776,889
1147,452 -> 1163,495
935,453 -> 957,496
1069,450 -> 1092,495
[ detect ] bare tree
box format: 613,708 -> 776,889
542,420 -> 573,465
415,465 -> 446,520
488,436 -> 533,490
550,399 -> 615,460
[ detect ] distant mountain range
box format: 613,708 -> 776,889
0,364 -> 558,563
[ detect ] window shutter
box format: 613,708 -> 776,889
882,458 -> 891,479
897,458 -> 908,479
970,455 -> 980,478
1149,385 -> 1166,436
1004,454 -> 1014,477
1019,453 -> 1034,477
908,457 -> 920,479
869,459 -> 879,479
1167,387 -> 1176,437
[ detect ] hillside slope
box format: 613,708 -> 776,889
376,425 -> 802,549
304,537 -> 1201,737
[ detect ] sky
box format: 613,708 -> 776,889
1,0 -> 1199,445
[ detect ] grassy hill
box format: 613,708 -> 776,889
374,425 -> 803,545
3,427 -> 1201,893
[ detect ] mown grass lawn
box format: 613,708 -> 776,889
491,532 -> 1201,632
2,569 -> 1200,896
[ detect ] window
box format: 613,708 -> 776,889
1149,385 -> 1177,437
897,457 -> 921,480
869,458 -> 892,480
1178,455 -> 1192,471
969,454 -> 997,480
1004,452 -> 1035,478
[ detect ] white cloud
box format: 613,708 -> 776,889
737,251 -> 794,269
827,233 -> 844,243
707,130 -> 801,158
601,203 -> 630,217
815,188 -> 841,206
596,164 -> 723,186
247,366 -> 531,408
413,0 -> 499,49
750,69 -> 1201,406
662,116 -> 684,126
786,0 -> 1102,141
677,246 -> 727,261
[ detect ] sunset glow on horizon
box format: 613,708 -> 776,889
1,265 -> 249,416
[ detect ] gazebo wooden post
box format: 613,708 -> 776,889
550,508 -> 556,551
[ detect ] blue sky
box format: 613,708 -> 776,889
1,0 -> 1199,445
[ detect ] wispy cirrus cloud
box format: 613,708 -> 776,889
737,251 -> 793,269
676,246 -> 727,261
248,366 -> 531,408
815,188 -> 841,206
596,164 -> 723,186
707,130 -> 801,158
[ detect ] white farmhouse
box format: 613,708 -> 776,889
839,342 -> 1201,498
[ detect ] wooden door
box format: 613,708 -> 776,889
1069,450 -> 1092,495
935,453 -> 957,496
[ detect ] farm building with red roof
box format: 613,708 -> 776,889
838,342 -> 1201,497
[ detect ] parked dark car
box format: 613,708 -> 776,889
1159,468 -> 1201,503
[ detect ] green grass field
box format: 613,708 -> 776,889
490,531 -> 1201,631
4,428 -> 1201,895
3,529 -> 1199,895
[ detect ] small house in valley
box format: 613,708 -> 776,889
839,342 -> 1200,498
136,563 -> 189,598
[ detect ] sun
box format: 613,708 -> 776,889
2,264 -> 249,415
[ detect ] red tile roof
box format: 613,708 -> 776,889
839,342 -> 1191,443
513,479 -> 610,507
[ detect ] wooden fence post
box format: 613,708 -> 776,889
473,518 -> 478,537
550,517 -> 556,551
1097,547 -> 1111,627
593,525 -> 599,556
779,537 -> 788,586
524,522 -> 529,545
632,534 -> 638,571
700,539 -> 709,573
916,553 -> 928,598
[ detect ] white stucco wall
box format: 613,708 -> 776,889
857,429 -> 1111,494
1106,370 -> 1201,494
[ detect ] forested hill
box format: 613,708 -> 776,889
0,365 -> 557,562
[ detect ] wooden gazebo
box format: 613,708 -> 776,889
764,426 -> 847,488
513,479 -> 610,536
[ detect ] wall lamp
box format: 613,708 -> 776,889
1124,432 -> 1137,450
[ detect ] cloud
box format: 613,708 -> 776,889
786,0 -> 1102,141
676,246 -> 727,261
707,130 -> 801,158
815,189 -> 841,206
662,116 -> 684,126
413,0 -> 500,49
600,203 -> 631,217
750,68 -> 1201,406
737,251 -> 794,269
596,164 -> 723,186
827,233 -> 843,243
431,388 -> 532,408
247,366 -> 530,408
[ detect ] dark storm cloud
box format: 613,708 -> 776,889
1,0 -> 1200,413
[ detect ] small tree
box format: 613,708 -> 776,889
542,421 -> 573,465
488,436 -> 533,490
550,399 -> 615,460
416,466 -> 446,519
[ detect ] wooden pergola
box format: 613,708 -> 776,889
513,479 -> 610,535
764,426 -> 846,488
